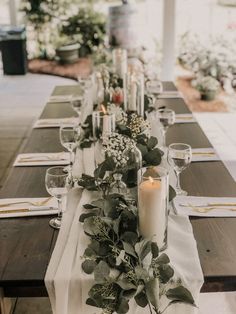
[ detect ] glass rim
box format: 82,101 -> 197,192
168,142 -> 192,151
46,166 -> 68,177
156,108 -> 175,113
92,111 -> 115,118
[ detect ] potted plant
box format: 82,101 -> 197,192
193,76 -> 221,101
60,7 -> 106,57
55,35 -> 80,63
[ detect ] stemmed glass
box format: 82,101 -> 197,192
156,108 -> 175,147
45,166 -> 69,229
60,124 -> 78,179
71,95 -> 84,123
77,75 -> 92,93
168,143 -> 192,196
146,79 -> 163,106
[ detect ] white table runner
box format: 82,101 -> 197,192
45,146 -> 203,314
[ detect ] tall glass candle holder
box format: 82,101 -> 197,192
112,48 -> 127,80
138,166 -> 169,251
124,70 -> 144,117
92,110 -> 116,140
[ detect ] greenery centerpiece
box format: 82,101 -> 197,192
76,56 -> 196,313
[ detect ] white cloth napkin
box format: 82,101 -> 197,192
14,152 -> 70,166
0,197 -> 57,218
199,292 -> 236,314
33,117 -> 78,129
45,144 -> 203,314
175,113 -> 196,124
192,148 -> 220,162
48,95 -> 73,103
195,113 -> 236,182
158,91 -> 183,99
174,196 -> 236,217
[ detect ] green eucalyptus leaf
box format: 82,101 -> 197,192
83,217 -> 100,236
158,264 -> 174,283
79,212 -> 97,223
121,232 -> 138,246
136,143 -> 148,157
151,242 -> 159,258
145,278 -> 160,309
116,298 -> 129,314
83,203 -> 98,210
147,136 -> 158,150
86,297 -> 99,308
82,260 -> 97,274
157,253 -> 170,264
94,261 -> 110,283
122,241 -> 137,258
134,291 -> 148,308
166,286 -> 195,306
135,240 -> 152,261
144,148 -> 162,166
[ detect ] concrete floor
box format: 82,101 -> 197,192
0,70 -> 75,313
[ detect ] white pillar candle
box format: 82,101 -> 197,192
113,49 -> 127,79
138,177 -> 166,249
129,79 -> 137,112
102,114 -> 110,137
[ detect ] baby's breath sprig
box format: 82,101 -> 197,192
103,133 -> 135,168
128,113 -> 151,139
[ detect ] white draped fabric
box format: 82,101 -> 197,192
45,144 -> 203,314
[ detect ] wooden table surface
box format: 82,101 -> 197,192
0,82 -> 236,297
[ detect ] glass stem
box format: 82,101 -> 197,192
162,129 -> 166,147
175,170 -> 181,191
57,198 -> 63,221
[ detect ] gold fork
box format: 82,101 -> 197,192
180,203 -> 236,213
0,196 -> 52,208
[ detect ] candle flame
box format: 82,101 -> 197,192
101,104 -> 107,114
148,176 -> 154,184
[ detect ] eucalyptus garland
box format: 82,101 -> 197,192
77,66 -> 195,313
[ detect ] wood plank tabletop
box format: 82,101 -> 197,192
0,82 -> 236,297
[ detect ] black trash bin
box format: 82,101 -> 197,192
0,26 -> 28,75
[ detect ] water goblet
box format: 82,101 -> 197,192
60,124 -> 78,178
156,108 -> 175,147
77,75 -> 92,93
45,166 -> 69,229
146,79 -> 163,106
71,95 -> 84,123
168,143 -> 192,196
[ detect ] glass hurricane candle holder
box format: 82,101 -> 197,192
92,110 -> 116,140
112,48 -> 127,80
124,70 -> 144,117
138,166 -> 169,251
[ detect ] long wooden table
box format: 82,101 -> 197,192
0,82 -> 236,298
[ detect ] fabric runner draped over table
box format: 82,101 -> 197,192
45,86 -> 204,314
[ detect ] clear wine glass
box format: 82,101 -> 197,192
168,143 -> 192,196
77,75 -> 92,93
71,95 -> 84,123
45,166 -> 69,229
59,124 -> 78,178
156,108 -> 175,147
146,79 -> 163,106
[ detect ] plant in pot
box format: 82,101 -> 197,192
193,76 -> 221,101
55,34 -> 82,64
60,7 -> 106,57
